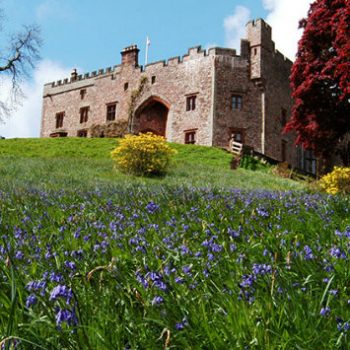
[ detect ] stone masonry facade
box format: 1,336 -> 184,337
41,19 -> 313,172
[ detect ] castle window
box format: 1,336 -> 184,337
124,82 -> 129,91
232,95 -> 243,110
186,95 -> 197,111
80,89 -> 86,100
77,129 -> 88,137
106,103 -> 117,121
80,107 -> 89,123
184,129 -> 197,144
297,147 -> 316,174
151,76 -> 156,84
55,112 -> 65,128
281,108 -> 287,127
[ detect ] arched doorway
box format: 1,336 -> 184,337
133,97 -> 169,137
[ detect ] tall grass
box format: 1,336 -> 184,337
0,188 -> 349,349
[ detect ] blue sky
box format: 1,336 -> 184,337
2,0 -> 267,71
0,0 -> 312,138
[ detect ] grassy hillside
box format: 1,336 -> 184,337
0,137 -> 305,191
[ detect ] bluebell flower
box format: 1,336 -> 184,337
151,296 -> 164,305
146,201 -> 159,214
26,280 -> 46,293
230,243 -> 237,252
175,317 -> 188,330
175,322 -> 185,330
329,247 -> 346,259
64,261 -> 76,270
50,285 -> 73,305
55,308 -> 78,328
136,272 -> 149,289
303,245 -> 314,260
50,272 -> 64,283
320,307 -> 331,316
15,251 -> 24,260
182,265 -> 192,275
252,263 -> 272,275
175,276 -> 185,284
25,294 -> 37,308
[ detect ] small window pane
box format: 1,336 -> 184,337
106,104 -> 116,121
232,95 -> 242,110
80,107 -> 89,123
186,95 -> 197,111
185,131 -> 196,144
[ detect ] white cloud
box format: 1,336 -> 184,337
224,5 -> 251,51
0,60 -> 71,138
263,0 -> 313,60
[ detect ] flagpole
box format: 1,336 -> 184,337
145,36 -> 150,66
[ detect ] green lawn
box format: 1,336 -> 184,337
0,138 -> 305,192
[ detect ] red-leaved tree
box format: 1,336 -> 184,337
285,0 -> 350,166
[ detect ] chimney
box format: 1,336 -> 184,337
121,45 -> 140,67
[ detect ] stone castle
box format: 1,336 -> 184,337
40,18 -> 316,174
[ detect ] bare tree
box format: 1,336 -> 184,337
0,8 -> 41,122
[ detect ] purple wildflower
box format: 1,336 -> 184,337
25,294 -> 37,308
320,307 -> 331,316
64,261 -> 76,270
49,285 -> 73,305
146,201 -> 159,214
55,308 -> 78,328
151,296 -> 164,305
303,245 -> 314,260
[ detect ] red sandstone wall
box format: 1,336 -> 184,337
41,47 -> 214,146
212,52 -> 263,151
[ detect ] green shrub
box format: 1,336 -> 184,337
240,155 -> 269,171
111,132 -> 176,176
272,162 -> 292,178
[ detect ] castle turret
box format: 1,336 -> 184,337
246,19 -> 275,79
121,45 -> 140,67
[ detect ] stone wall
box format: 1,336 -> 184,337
41,46 -> 215,146
212,51 -> 263,151
246,18 -> 297,166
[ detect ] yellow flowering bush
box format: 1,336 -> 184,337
111,132 -> 177,176
319,166 -> 350,195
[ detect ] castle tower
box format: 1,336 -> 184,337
246,19 -> 275,80
121,45 -> 140,67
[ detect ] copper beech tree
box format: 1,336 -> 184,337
285,0 -> 350,165
0,8 -> 41,122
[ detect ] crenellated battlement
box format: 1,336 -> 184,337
45,44 -> 243,89
44,18 -> 293,91
45,65 -> 120,88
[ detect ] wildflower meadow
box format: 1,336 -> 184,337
1,185 -> 350,349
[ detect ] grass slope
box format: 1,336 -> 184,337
0,138 -> 305,191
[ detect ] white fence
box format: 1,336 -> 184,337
231,141 -> 243,155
